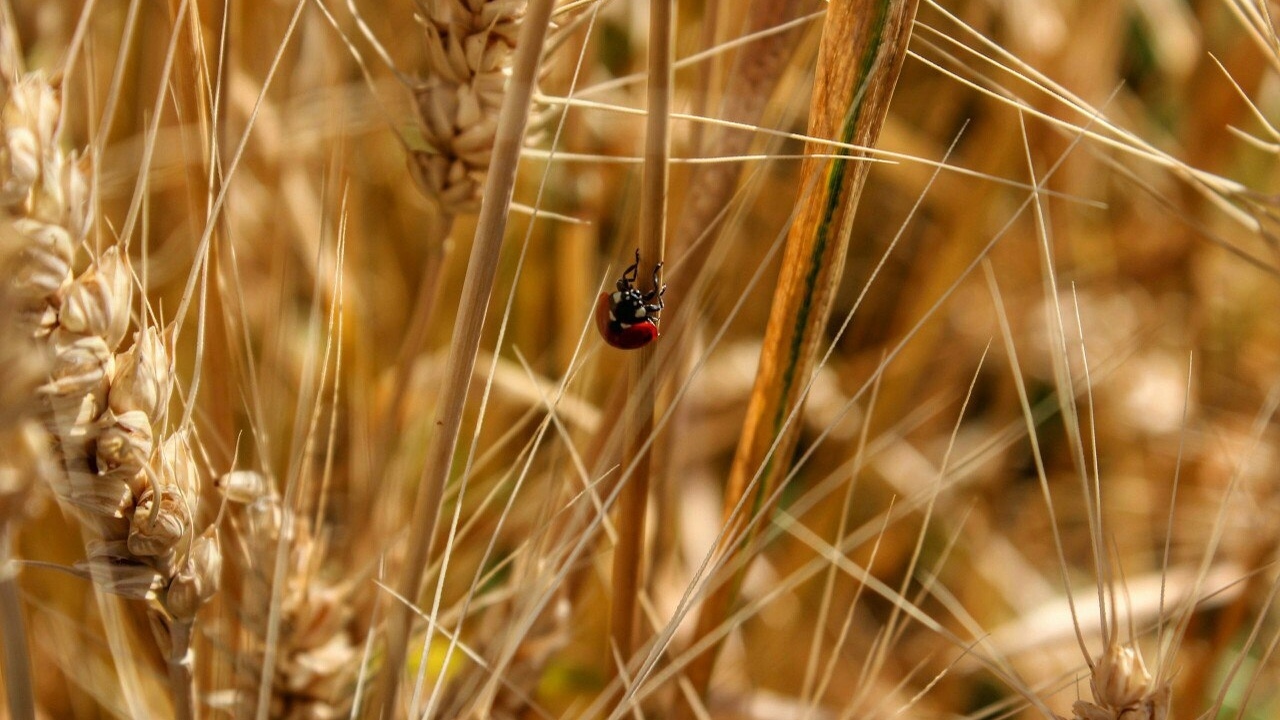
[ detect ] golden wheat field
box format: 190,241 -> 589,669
1,0 -> 1279,718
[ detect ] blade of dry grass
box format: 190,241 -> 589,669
376,0 -> 557,714
679,0 -> 920,706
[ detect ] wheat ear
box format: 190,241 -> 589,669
216,471 -> 363,719
407,0 -> 526,215
0,29 -> 220,719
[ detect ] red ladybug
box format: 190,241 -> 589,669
596,249 -> 665,350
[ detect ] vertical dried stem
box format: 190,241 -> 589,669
678,0 -> 919,709
0,224 -> 42,720
166,619 -> 196,720
610,0 -> 674,676
0,531 -> 32,720
376,0 -> 557,715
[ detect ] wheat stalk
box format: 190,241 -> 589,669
374,0 -> 533,495
608,0 -> 673,685
377,0 -> 557,714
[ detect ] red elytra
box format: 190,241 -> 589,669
595,292 -> 660,350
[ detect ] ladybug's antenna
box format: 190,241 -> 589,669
621,248 -> 641,287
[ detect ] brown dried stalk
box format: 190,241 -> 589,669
609,0 -> 673,683
679,0 -> 920,709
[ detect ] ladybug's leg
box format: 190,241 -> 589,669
645,281 -> 665,316
640,261 -> 666,304
618,248 -> 641,292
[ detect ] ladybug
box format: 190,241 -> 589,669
596,249 -> 666,350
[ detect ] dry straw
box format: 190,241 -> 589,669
375,0 -> 537,494
608,0 -> 673,678
378,0 -> 557,714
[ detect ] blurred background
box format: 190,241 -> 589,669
9,0 -> 1280,717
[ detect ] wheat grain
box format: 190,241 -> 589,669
1067,642 -> 1171,720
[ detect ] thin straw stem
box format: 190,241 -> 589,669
167,619 -> 195,720
376,0 -> 558,715
0,530 -> 32,720
610,0 -> 674,678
